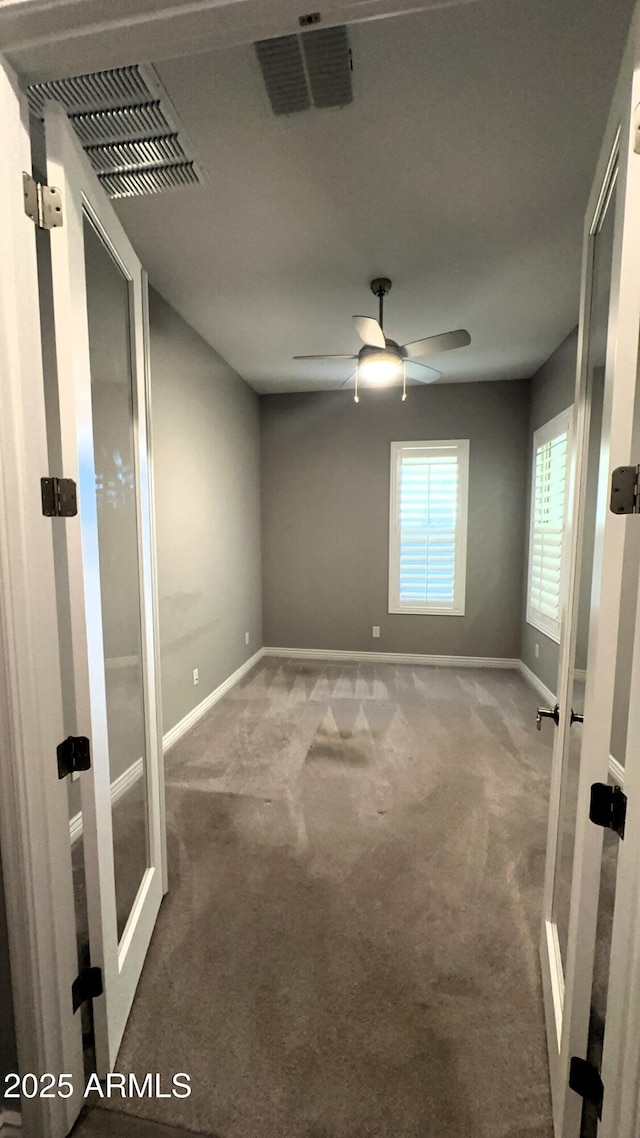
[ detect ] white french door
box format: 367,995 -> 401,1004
44,101 -> 166,1075
540,5 -> 640,1136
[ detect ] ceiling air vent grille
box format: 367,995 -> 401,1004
27,66 -> 150,117
303,26 -> 352,110
255,37 -> 310,116
255,25 -> 352,116
86,135 -> 185,175
99,163 -> 198,199
69,102 -> 169,146
27,64 -> 205,199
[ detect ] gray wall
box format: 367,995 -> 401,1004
261,380 -> 530,658
150,289 -> 263,733
520,330 -> 578,693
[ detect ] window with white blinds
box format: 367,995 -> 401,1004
526,409 -> 572,642
389,440 -> 469,615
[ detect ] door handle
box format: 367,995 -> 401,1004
537,704 -> 560,730
570,709 -> 584,725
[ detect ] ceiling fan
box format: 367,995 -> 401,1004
294,277 -> 471,401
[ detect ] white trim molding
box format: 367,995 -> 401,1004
388,439 -> 469,617
264,647 -> 518,668
518,660 -> 556,705
525,406 -> 572,644
609,754 -> 625,786
162,648 -> 265,752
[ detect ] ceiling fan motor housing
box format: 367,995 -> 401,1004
370,277 -> 392,298
358,337 -> 404,364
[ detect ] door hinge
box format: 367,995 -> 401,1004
610,465 -> 640,514
23,172 -> 63,230
569,1057 -> 604,1118
589,782 -> 627,839
72,966 -> 103,1013
635,104 -> 640,155
57,736 -> 91,780
41,476 -> 77,517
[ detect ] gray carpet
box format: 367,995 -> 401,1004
96,658 -> 554,1138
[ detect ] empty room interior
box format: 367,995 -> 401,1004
3,0 -> 640,1136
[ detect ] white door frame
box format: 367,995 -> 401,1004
598,31 -> 640,1136
0,54 -> 85,1138
44,100 -> 167,1074
540,5 -> 640,1134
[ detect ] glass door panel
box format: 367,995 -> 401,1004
552,184 -> 616,974
608,519 -> 640,769
46,101 -> 165,1074
83,217 -> 150,943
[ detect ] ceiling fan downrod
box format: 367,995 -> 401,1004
370,277 -> 392,330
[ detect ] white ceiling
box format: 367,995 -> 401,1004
83,0 -> 639,390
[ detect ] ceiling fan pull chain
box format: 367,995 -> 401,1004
354,360 -> 360,403
402,360 -> 407,402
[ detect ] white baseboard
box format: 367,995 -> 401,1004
0,1108 -> 22,1136
263,647 -> 519,669
518,660 -> 556,705
162,648 -> 265,752
69,756 -> 144,845
68,649 -> 266,839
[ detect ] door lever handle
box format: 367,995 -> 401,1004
570,709 -> 584,725
537,704 -> 560,730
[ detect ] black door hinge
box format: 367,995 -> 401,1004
72,966 -> 103,1013
57,736 -> 91,780
41,477 -> 77,517
589,782 -> 627,839
569,1057 -> 604,1118
610,465 -> 640,514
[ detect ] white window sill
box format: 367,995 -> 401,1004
389,605 -> 465,617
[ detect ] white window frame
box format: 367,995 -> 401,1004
388,439 -> 469,616
526,407 -> 572,644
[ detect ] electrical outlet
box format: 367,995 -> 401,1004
372,626 -> 380,638
245,632 -> 250,645
535,643 -> 539,659
193,668 -> 199,686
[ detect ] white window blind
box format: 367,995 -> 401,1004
389,441 -> 469,616
526,409 -> 572,642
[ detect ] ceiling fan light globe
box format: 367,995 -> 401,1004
358,351 -> 402,384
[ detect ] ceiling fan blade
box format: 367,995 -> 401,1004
293,354 -> 357,360
406,361 -> 441,384
353,315 -> 386,349
339,371 -> 357,389
403,328 -> 471,360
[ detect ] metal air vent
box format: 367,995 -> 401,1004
27,66 -> 149,117
70,103 -> 168,146
255,37 -> 310,116
26,64 -> 205,199
86,135 -> 185,175
255,25 -> 352,116
100,164 -> 198,199
302,26 -> 352,109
